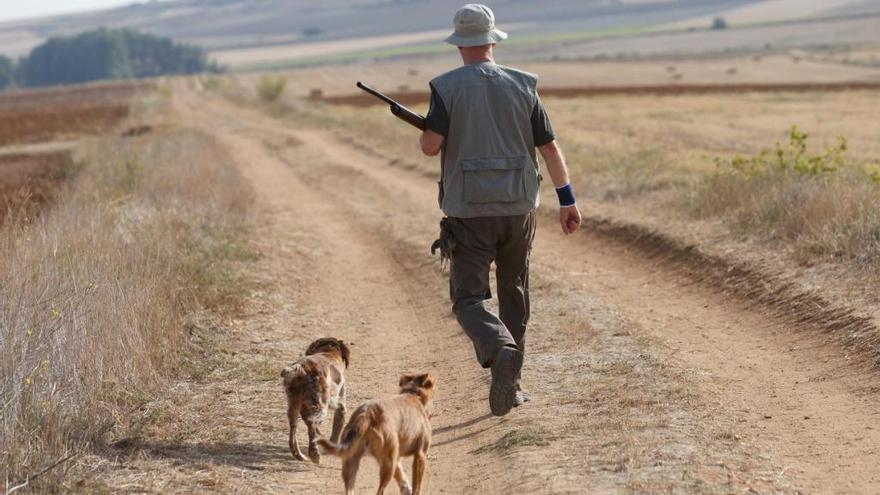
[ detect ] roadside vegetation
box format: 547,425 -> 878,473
0,104 -> 253,488
256,75 -> 287,103
694,126 -> 880,264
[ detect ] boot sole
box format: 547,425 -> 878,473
490,348 -> 523,416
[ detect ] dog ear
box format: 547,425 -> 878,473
337,340 -> 350,368
399,374 -> 413,388
417,373 -> 435,389
304,338 -> 327,356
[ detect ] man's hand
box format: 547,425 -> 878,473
560,205 -> 582,235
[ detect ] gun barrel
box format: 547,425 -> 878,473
356,81 -> 397,106
356,81 -> 427,131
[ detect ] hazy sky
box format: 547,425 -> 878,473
0,0 -> 133,22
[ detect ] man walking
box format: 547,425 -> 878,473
420,4 -> 581,416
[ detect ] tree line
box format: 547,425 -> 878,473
0,28 -> 220,89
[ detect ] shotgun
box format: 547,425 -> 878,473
356,81 -> 427,131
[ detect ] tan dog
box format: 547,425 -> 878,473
281,337 -> 350,463
318,373 -> 435,495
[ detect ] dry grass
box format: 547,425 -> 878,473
0,151 -> 74,221
544,92 -> 880,270
0,127 -> 253,490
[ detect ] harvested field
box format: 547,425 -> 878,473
667,0 -> 863,28
260,53 -> 880,100
318,80 -> 880,106
0,81 -> 153,146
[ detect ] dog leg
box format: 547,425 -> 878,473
412,452 -> 427,495
394,460 -> 412,495
306,419 -> 321,464
377,455 -> 396,495
331,386 -> 347,443
342,457 -> 361,495
288,404 -> 307,461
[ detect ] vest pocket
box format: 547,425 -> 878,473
461,157 -> 528,204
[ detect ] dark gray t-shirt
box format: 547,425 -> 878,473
425,82 -> 556,146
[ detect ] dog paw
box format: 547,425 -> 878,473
401,486 -> 412,495
291,451 -> 308,462
308,449 -> 321,464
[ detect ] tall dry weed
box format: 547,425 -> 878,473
0,128 -> 253,488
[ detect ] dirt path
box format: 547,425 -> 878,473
83,86 -> 880,494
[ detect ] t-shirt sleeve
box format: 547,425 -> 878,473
531,96 -> 556,147
425,83 -> 449,136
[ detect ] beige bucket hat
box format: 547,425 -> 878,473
445,4 -> 508,47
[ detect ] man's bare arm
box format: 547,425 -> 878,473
538,140 -> 582,234
538,140 -> 570,187
420,130 -> 444,156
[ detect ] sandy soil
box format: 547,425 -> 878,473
70,82 -> 880,494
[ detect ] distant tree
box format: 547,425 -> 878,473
0,55 -> 14,89
121,29 -> 212,77
711,17 -> 728,30
20,29 -> 128,87
18,28 -> 218,87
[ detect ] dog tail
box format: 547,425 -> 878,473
280,363 -> 305,383
317,412 -> 370,459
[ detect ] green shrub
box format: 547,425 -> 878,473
256,75 -> 286,103
714,125 -> 847,180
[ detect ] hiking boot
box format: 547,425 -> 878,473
489,346 -> 523,416
513,391 -> 530,408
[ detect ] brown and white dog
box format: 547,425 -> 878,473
281,337 -> 350,464
318,373 -> 435,495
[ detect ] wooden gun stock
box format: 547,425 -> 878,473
356,81 -> 427,131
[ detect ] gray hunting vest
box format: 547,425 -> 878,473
431,61 -> 541,218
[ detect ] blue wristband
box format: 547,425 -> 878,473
555,183 -> 576,207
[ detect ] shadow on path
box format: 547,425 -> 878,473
432,413 -> 500,447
